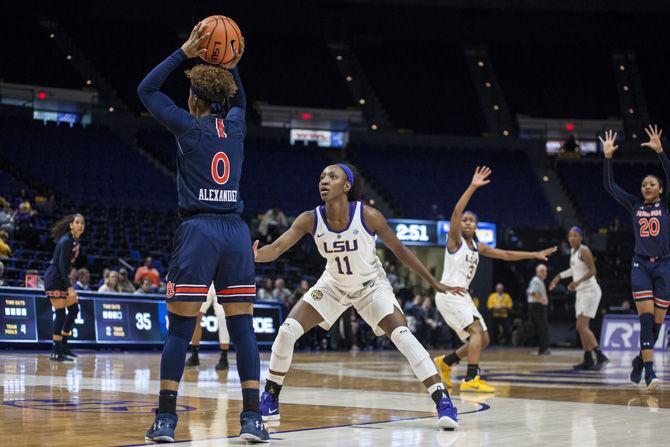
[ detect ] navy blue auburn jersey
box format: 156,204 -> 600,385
175,115 -> 244,216
604,154 -> 670,258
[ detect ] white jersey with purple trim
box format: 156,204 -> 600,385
313,201 -> 383,292
440,237 -> 479,289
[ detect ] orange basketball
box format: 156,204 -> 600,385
198,15 -> 244,68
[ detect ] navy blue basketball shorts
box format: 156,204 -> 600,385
166,214 -> 256,304
43,265 -> 69,298
631,255 -> 670,310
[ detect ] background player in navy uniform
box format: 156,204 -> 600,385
602,126 -> 670,390
138,23 -> 269,442
44,214 -> 85,362
254,164 -> 464,430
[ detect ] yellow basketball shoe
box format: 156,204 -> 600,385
460,375 -> 495,393
433,356 -> 453,389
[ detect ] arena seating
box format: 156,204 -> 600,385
353,40 -> 484,136
347,143 -> 555,227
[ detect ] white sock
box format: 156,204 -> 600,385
427,382 -> 445,396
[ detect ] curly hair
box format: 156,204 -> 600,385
185,65 -> 238,105
50,213 -> 84,242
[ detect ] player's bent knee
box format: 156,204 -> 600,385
167,312 -> 198,341
390,326 -> 435,382
272,318 -> 304,358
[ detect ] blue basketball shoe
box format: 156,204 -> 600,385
240,411 -> 270,443
630,355 -> 643,384
260,391 -> 280,421
437,397 -> 459,430
145,412 -> 178,443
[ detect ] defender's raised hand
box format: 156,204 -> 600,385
641,124 -> 664,154
471,166 -> 492,188
599,130 -> 619,159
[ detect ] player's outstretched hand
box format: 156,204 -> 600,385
641,124 -> 664,154
181,22 -> 210,58
599,130 -> 619,159
222,35 -> 245,69
471,166 -> 492,188
548,275 -> 560,291
535,246 -> 557,261
252,240 -> 259,260
434,283 -> 467,296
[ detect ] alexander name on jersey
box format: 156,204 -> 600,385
198,188 -> 238,202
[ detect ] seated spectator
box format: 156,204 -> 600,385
98,270 -> 121,293
272,278 -> 292,304
69,267 -> 78,287
0,230 -> 11,259
14,202 -> 37,246
0,198 -> 14,235
385,262 -> 400,292
98,268 -> 110,289
117,268 -> 136,293
291,279 -> 310,304
257,277 -> 274,301
0,261 -> 5,286
13,188 -> 29,209
421,297 -> 439,347
487,283 -> 513,345
134,257 -> 161,288
258,206 -> 288,242
24,268 -> 42,288
74,268 -> 91,291
134,278 -> 154,294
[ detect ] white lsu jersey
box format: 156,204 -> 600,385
570,244 -> 598,292
313,201 -> 383,292
441,237 -> 479,289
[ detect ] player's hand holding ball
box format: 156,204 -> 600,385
181,22 -> 211,58
599,130 -> 619,159
196,15 -> 245,69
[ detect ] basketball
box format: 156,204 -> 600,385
198,15 -> 244,68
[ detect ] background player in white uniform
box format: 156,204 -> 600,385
433,167 -> 557,393
549,227 -> 609,370
254,164 -> 466,430
185,284 -> 230,370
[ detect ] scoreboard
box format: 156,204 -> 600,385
383,219 -> 497,247
0,288 -> 284,346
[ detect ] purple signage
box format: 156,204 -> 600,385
600,314 -> 669,351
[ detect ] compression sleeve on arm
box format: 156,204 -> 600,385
603,159 -> 636,213
137,49 -> 195,137
225,66 -> 246,134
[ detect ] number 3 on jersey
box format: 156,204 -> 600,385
211,152 -> 230,185
639,217 -> 660,237
335,256 -> 353,275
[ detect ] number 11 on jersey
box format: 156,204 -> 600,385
335,256 -> 353,275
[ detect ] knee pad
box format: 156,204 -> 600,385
390,326 -> 435,382
272,318 -> 304,359
167,312 -> 197,341
53,308 -> 66,336
639,313 -> 654,350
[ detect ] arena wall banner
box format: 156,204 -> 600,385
0,287 -> 284,347
599,314 -> 669,350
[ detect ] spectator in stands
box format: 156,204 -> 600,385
258,206 -> 288,242
134,257 -> 161,289
0,197 -> 14,236
487,283 -> 513,345
69,268 -> 78,288
134,278 -> 154,294
257,277 -> 274,301
385,262 -> 400,292
14,202 -> 38,246
430,204 -> 445,220
421,296 -> 439,347
13,188 -> 29,209
74,268 -> 91,291
117,268 -> 136,293
0,261 -> 5,286
98,268 -> 110,289
609,217 -> 621,232
98,270 -> 121,293
0,230 -> 11,259
527,264 -> 550,355
290,279 -> 310,307
271,278 -> 292,304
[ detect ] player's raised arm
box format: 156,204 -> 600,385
364,205 -> 466,295
478,243 -> 557,262
601,130 -> 637,213
253,211 -> 314,263
642,124 -> 670,208
137,22 -> 209,136
225,37 -> 246,133
446,167 -> 491,253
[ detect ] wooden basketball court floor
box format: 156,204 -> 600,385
1,348 -> 668,446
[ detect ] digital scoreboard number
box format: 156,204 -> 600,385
0,295 -> 38,342
380,219 -> 497,247
94,300 -> 163,343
